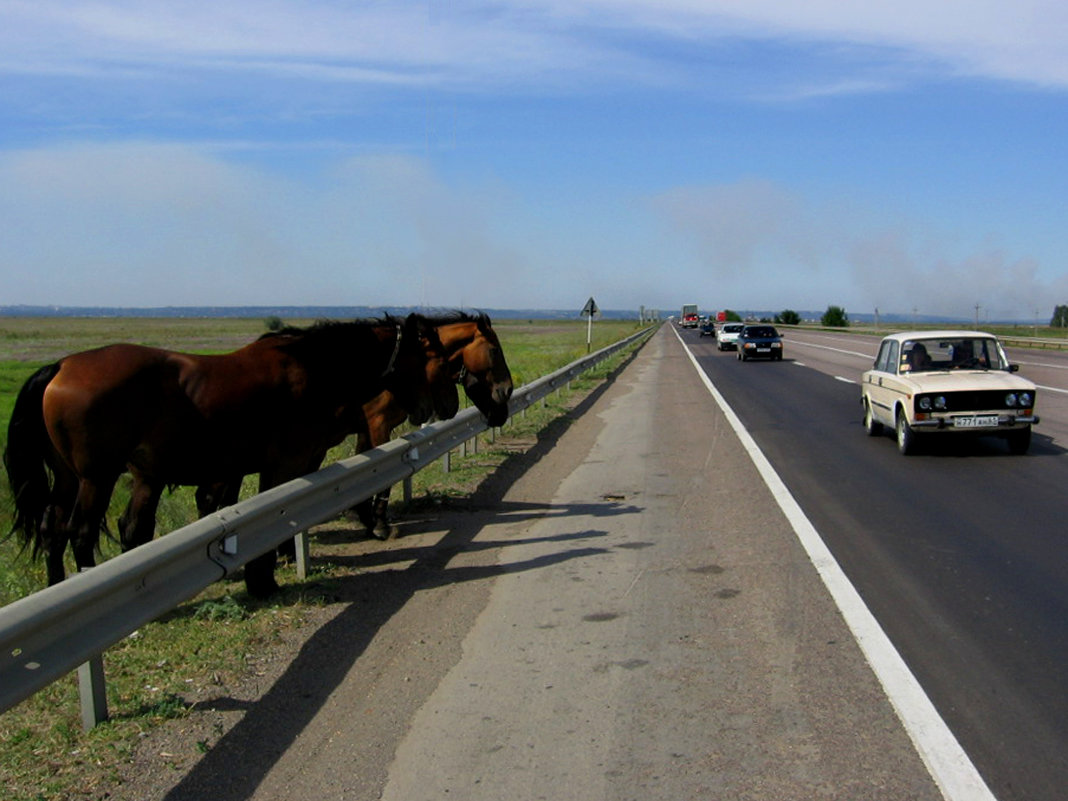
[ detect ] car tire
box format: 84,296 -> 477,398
863,399 -> 883,437
1006,426 -> 1031,455
896,410 -> 918,455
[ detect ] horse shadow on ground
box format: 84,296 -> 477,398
152,340 -> 649,801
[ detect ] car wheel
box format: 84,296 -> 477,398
1006,426 -> 1031,455
863,399 -> 883,437
896,410 -> 918,455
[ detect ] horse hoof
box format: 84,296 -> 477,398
372,523 -> 397,541
244,574 -> 280,598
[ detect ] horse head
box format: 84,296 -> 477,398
453,314 -> 513,427
386,313 -> 459,426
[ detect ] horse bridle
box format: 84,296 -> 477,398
381,323 -> 403,378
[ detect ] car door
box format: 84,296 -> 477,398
864,340 -> 899,425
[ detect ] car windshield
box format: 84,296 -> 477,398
722,324 -> 743,332
745,327 -> 777,338
899,337 -> 1008,374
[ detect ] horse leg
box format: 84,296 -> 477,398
39,468 -> 78,584
67,474 -> 118,574
40,502 -> 70,585
350,427 -> 397,539
369,490 -> 397,540
243,550 -> 279,598
242,471 -> 286,598
119,475 -> 162,552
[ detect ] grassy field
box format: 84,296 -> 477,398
0,314 -> 651,801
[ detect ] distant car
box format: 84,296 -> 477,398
737,325 -> 783,361
699,319 -> 716,337
716,322 -> 744,351
861,330 -> 1039,455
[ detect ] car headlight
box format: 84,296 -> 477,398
1019,392 -> 1033,407
918,396 -> 931,411
1005,393 -> 1018,407
934,395 -> 947,410
918,395 -> 947,411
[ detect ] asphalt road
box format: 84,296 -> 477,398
681,325 -> 1068,801
117,324 -> 1065,801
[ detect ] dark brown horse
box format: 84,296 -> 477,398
352,311 -> 513,537
3,314 -> 457,597
195,312 -> 514,539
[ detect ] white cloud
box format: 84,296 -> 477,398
3,0 -> 1067,92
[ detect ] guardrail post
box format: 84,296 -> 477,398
294,532 -> 310,580
78,655 -> 108,731
76,568 -> 108,731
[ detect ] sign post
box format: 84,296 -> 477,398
581,296 -> 599,352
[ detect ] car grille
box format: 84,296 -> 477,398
936,390 -> 1033,411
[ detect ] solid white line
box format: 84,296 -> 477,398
835,376 -> 856,384
673,327 -> 997,801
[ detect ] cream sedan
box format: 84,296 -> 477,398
861,331 -> 1039,455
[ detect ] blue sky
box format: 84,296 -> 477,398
1,1 -> 1066,320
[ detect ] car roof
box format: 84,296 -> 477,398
879,329 -> 998,343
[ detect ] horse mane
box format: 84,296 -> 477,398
259,314 -> 397,338
415,310 -> 493,329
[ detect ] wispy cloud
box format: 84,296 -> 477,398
3,0 -> 1067,93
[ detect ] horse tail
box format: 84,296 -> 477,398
3,362 -> 62,557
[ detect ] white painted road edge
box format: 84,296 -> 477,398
675,328 -> 997,801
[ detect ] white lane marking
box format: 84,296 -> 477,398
835,376 -> 856,384
674,327 -> 997,801
787,339 -> 874,359
1038,384 -> 1068,395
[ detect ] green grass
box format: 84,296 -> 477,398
0,314 -> 650,801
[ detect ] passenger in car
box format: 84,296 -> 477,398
906,343 -> 931,372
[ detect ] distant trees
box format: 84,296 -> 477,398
722,309 -> 742,322
776,309 -> 801,325
821,305 -> 849,327
264,315 -> 284,332
1052,305 -> 1068,328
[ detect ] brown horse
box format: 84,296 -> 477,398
352,311 -> 513,537
3,314 -> 457,597
194,312 -> 514,539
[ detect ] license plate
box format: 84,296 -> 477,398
756,348 -> 770,353
953,415 -> 999,429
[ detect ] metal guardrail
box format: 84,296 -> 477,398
0,325 -> 654,722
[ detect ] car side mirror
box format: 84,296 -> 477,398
1009,364 -> 1019,373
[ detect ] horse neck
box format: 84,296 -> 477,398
435,322 -> 481,375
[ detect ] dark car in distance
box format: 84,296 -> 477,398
699,319 -> 716,337
737,325 -> 783,361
